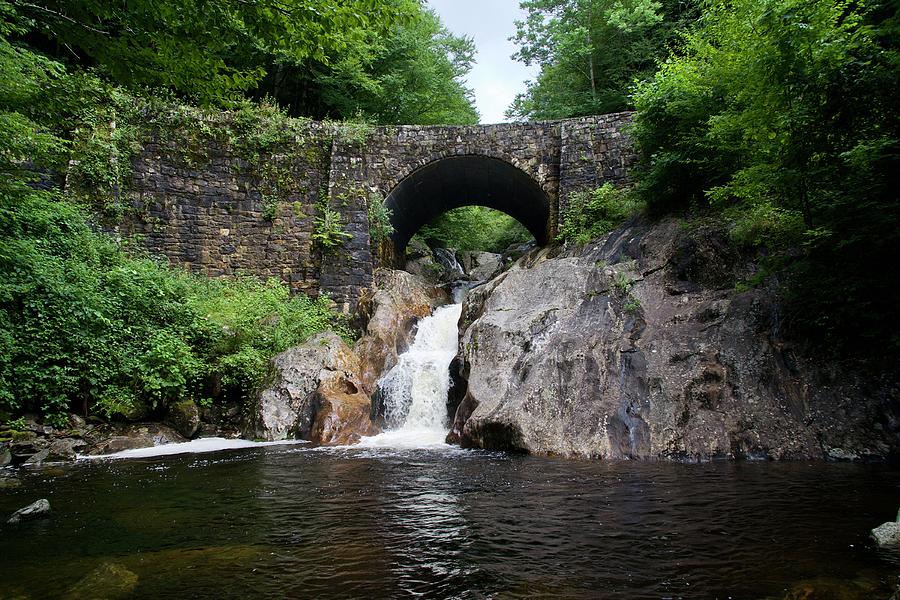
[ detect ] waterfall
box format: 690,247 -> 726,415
359,302 -> 462,448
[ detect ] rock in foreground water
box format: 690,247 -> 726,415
7,498 -> 50,524
871,509 -> 900,547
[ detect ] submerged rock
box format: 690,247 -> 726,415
353,269 -> 449,395
253,332 -> 376,444
7,498 -> 50,524
64,562 -> 138,600
449,218 -> 900,460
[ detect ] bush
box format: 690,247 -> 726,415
0,194 -> 352,423
557,184 -> 643,245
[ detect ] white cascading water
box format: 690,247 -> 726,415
358,302 -> 463,448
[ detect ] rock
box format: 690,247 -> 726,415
166,399 -> 200,438
309,371 -> 377,445
448,218 -> 900,460
353,269 -> 449,395
46,438 -> 78,462
404,255 -> 442,284
459,251 -> 503,282
7,498 -> 50,524
9,434 -> 48,463
86,424 -> 186,455
1,444 -> 10,466
0,476 -> 21,489
501,240 -> 537,264
405,235 -> 432,260
872,511 -> 900,546
68,414 -> 87,429
23,448 -> 50,466
432,247 -> 465,281
64,562 -> 138,600
253,332 -> 373,442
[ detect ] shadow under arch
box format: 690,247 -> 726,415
383,155 -> 551,261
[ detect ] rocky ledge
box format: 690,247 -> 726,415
448,218 -> 900,460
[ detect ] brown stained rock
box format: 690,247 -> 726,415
309,371 -> 377,445
253,331 -> 379,444
353,269 -> 449,395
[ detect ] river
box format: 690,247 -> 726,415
2,303 -> 899,598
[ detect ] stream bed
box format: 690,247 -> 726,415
2,447 -> 899,599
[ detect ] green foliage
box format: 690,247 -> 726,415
0,192 -> 352,423
5,0 -> 405,106
259,6 -> 479,125
312,200 -> 353,252
4,416 -> 25,432
558,184 -> 643,244
631,0 -> 900,355
508,0 -> 698,119
0,26 -> 352,423
417,206 -> 532,253
367,193 -> 394,246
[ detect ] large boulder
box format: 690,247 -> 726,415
252,332 -> 376,444
353,269 -> 449,395
449,218 -> 900,460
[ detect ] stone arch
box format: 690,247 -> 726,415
383,154 -> 552,256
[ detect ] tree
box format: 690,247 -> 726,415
248,5 -> 479,125
508,0 -> 697,119
8,0 -> 407,105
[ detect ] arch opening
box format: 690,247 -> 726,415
383,155 -> 551,258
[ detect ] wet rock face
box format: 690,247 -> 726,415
450,218 -> 900,460
253,332 -> 376,444
353,269 -> 449,396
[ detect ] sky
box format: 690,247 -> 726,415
426,0 -> 539,124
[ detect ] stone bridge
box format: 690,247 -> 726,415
121,111 -> 635,309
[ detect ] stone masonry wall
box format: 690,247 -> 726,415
558,112 -> 637,219
119,122 -> 332,297
115,112 -> 635,309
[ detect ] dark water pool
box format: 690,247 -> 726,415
2,446 -> 899,599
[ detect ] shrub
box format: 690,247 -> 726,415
557,184 -> 643,245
